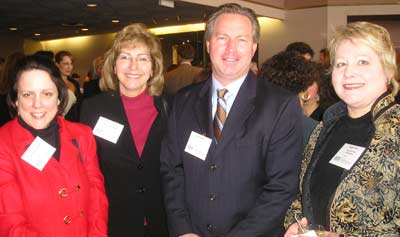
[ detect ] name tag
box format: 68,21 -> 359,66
329,143 -> 365,170
184,131 -> 212,161
93,116 -> 124,144
22,136 -> 56,171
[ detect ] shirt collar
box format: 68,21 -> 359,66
211,73 -> 248,99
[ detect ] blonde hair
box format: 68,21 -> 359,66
328,21 -> 399,95
100,23 -> 164,96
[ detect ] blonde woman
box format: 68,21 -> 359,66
80,23 -> 169,237
285,21 -> 400,237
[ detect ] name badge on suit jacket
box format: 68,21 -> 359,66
93,116 -> 124,144
184,131 -> 212,161
22,136 -> 55,171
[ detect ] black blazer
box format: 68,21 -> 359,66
65,77 -> 82,122
161,72 -> 303,237
80,91 -> 169,237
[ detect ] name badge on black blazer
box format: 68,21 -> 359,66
93,116 -> 124,144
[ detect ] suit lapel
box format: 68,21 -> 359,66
216,72 -> 257,150
194,79 -> 213,137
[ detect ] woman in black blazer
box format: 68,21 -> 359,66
80,23 -> 169,237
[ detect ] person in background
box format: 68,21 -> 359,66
250,61 -> 259,75
55,51 -> 82,122
0,55 -> 108,236
160,3 -> 303,237
164,43 -> 203,95
83,55 -> 104,99
0,57 -> 5,73
259,50 -> 318,146
318,63 -> 340,111
80,23 -> 169,237
286,41 -> 315,61
71,72 -> 83,94
0,51 -> 25,126
319,48 -> 330,68
34,50 -> 55,61
301,61 -> 327,121
284,21 -> 400,237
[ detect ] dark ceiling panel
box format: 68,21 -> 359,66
0,0 -> 215,40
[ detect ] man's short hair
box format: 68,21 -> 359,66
286,42 -> 314,58
177,44 -> 195,60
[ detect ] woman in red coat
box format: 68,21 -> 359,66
0,55 -> 108,236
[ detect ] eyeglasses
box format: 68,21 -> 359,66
117,53 -> 152,64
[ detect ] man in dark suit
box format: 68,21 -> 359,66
160,3 -> 303,237
164,43 -> 204,95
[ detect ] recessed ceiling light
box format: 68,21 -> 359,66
112,19 -> 120,23
9,27 -> 18,31
34,33 -> 41,36
87,3 -> 97,7
81,28 -> 89,31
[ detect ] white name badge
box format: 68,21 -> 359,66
329,143 -> 366,170
93,116 -> 124,144
22,136 -> 56,171
184,131 -> 212,161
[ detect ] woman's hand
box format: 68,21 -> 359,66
284,217 -> 308,237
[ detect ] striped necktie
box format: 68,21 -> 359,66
214,88 -> 228,142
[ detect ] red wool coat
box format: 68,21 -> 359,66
0,117 -> 108,237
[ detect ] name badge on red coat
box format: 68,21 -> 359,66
184,131 -> 212,161
329,143 -> 365,170
22,136 -> 56,171
93,116 -> 124,144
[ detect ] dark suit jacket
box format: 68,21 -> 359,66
160,72 -> 303,237
164,63 -> 203,95
83,78 -> 101,99
64,77 -> 82,122
80,91 -> 169,237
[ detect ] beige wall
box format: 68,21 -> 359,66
327,4 -> 400,45
257,4 -> 400,65
257,7 -> 327,65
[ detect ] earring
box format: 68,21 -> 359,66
387,78 -> 391,85
301,92 -> 311,103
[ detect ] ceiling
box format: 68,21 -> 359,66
1,0 -> 399,41
0,0 -> 216,40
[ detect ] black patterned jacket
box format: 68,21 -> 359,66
285,93 -> 400,237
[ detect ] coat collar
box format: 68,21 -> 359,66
12,116 -> 81,171
322,91 -> 396,127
